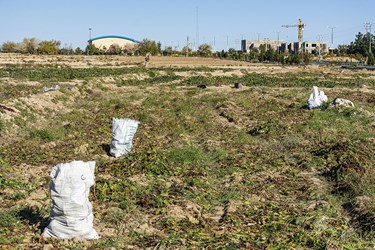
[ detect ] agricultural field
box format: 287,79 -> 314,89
0,54 -> 374,249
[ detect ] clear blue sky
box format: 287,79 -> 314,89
0,0 -> 374,51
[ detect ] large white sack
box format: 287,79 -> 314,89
43,161 -> 99,240
308,86 -> 328,109
110,118 -> 139,158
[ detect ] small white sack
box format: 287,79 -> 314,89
110,118 -> 139,158
308,86 -> 328,109
43,161 -> 99,240
329,98 -> 354,108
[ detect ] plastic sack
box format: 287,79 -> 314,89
329,98 -> 354,108
110,118 -> 139,158
42,85 -> 60,92
308,86 -> 328,109
43,161 -> 99,240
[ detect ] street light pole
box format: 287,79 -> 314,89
369,23 -> 372,55
87,28 -> 92,56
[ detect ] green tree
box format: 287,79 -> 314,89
220,49 -> 228,58
163,46 -> 173,56
138,39 -> 161,56
348,32 -> 375,56
59,44 -> 74,55
337,45 -> 349,56
227,48 -> 238,59
258,44 -> 267,62
248,48 -> 259,61
197,43 -> 212,57
286,52 -> 301,65
85,44 -> 100,55
38,40 -> 61,54
302,53 -> 312,64
265,47 -> 276,61
74,47 -> 83,55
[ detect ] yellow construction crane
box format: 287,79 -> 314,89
282,19 -> 305,43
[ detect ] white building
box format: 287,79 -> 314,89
242,39 -> 328,55
88,35 -> 141,51
241,39 -> 284,53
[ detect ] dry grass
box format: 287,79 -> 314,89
0,55 -> 374,249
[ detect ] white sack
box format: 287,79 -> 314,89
43,161 -> 99,240
110,118 -> 139,158
308,86 -> 328,109
329,98 -> 354,108
42,85 -> 60,92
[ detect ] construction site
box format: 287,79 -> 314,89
241,19 -> 329,55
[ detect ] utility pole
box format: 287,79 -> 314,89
87,27 -> 92,56
370,24 -> 372,53
226,35 -> 229,51
366,23 -> 372,54
328,26 -> 336,46
196,6 -> 199,49
317,35 -> 323,60
370,23 -> 372,54
277,31 -> 280,54
364,22 -> 372,55
364,22 -> 370,34
257,33 -> 261,42
264,38 -> 269,51
186,36 -> 189,57
213,36 -> 216,52
277,31 -> 280,44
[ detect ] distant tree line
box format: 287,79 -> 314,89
1,38 -> 68,54
0,37 -> 309,65
84,40 -> 314,65
1,32 -> 374,65
0,38 -> 163,56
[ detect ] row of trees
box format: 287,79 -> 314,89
0,38 -> 166,56
1,38 -> 65,54
0,37 -> 308,65
1,32 -> 374,65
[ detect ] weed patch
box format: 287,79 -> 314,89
1,60 -> 374,248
